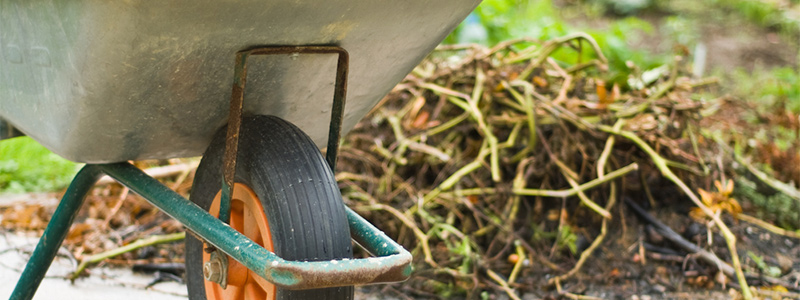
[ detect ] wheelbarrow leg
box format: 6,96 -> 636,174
10,165 -> 103,300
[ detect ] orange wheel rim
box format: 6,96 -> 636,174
204,183 -> 276,300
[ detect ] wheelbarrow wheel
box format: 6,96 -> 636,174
185,115 -> 354,300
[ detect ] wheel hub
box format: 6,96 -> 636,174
203,183 -> 276,300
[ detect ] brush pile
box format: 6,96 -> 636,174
337,34 -> 800,299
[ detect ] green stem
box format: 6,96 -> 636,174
512,32 -> 608,80
448,96 -> 500,182
502,81 -> 537,152
420,113 -> 469,137
70,232 -> 185,280
437,163 -> 637,199
423,141 -> 491,203
616,57 -> 680,119
419,79 -> 501,182
514,163 -> 638,198
687,124 -> 710,175
563,174 -> 612,219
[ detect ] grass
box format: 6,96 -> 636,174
0,137 -> 79,194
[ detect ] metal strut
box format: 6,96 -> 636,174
10,166 -> 104,300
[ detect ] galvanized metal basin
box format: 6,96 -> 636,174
0,0 -> 480,162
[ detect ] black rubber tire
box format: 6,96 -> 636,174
185,115 -> 354,300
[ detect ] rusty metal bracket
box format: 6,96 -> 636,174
219,45 -> 349,223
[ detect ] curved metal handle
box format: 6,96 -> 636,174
265,208 -> 413,289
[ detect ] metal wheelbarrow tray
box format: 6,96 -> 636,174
1,0 -> 479,163
1,1 -> 481,299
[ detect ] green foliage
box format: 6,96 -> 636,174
428,281 -> 458,298
735,177 -> 800,230
597,0 -> 655,16
557,225 -> 579,255
532,222 -> 580,255
446,0 -> 567,46
747,251 -> 783,277
446,0 -> 669,87
712,0 -> 800,32
432,222 -> 477,275
731,67 -> 800,113
585,17 -> 667,85
724,66 -> 800,153
0,137 -> 79,193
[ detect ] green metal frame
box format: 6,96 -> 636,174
11,162 -> 412,300
10,166 -> 103,300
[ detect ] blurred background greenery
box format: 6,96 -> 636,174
447,0 -> 799,89
0,137 -> 79,193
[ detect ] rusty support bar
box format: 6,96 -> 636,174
220,45 -> 349,222
219,52 -> 248,223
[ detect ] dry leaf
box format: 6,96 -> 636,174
533,76 -> 548,88
66,223 -> 94,244
596,80 -> 608,108
412,110 -> 431,129
691,180 -> 742,221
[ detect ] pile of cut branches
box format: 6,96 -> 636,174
338,34 -> 799,299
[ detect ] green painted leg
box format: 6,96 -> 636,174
10,165 -> 103,300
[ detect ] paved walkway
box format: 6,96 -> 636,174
0,232 -> 187,299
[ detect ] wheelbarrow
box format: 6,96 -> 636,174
0,1 -> 481,299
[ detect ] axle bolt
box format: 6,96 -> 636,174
203,250 -> 228,289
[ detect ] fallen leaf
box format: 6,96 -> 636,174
533,76 -> 548,88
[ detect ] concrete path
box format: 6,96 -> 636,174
0,232 -> 187,299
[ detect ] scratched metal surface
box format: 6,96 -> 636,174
0,0 -> 480,162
